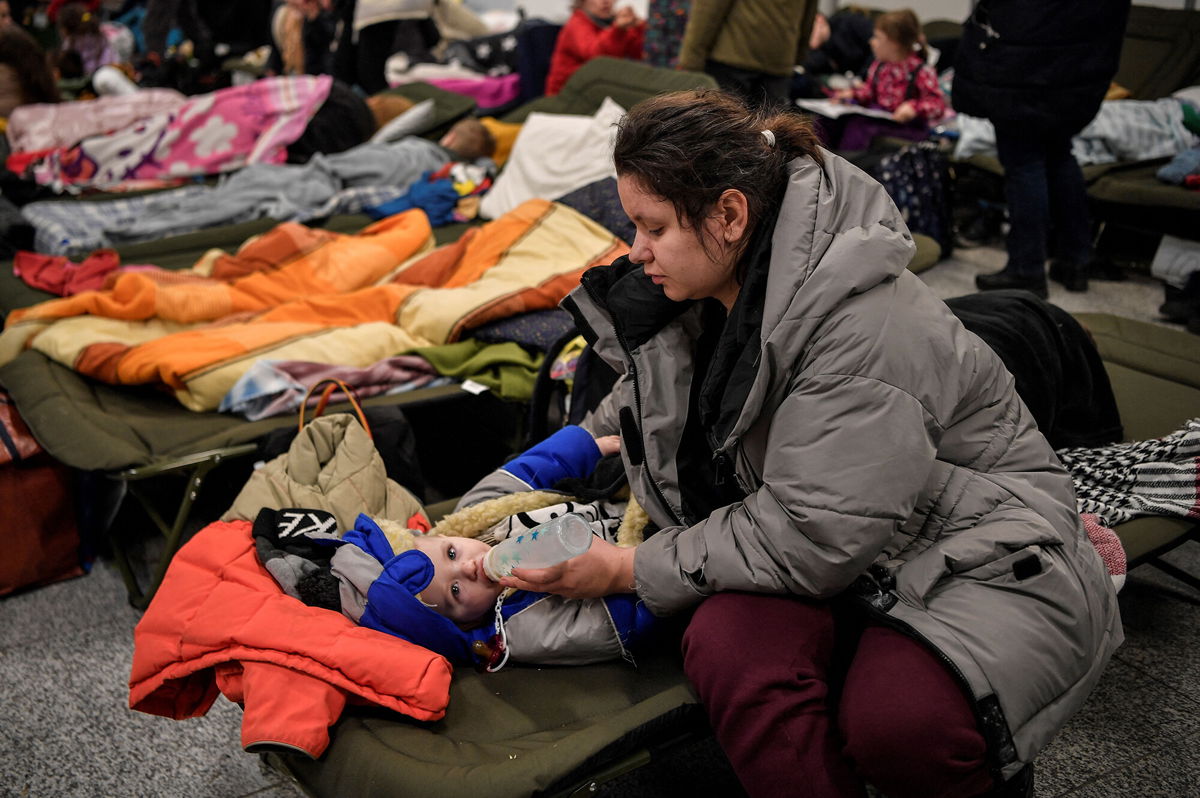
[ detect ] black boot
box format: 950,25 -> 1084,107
992,763 -> 1035,797
975,268 -> 1048,299
1088,256 -> 1127,281
1048,258 -> 1089,292
1160,272 -> 1200,323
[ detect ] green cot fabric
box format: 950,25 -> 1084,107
908,234 -> 939,274
1076,312 -> 1200,398
501,57 -> 718,124
274,647 -> 701,798
411,340 -> 543,401
962,153 -> 1121,185
0,349 -> 478,472
1086,162 -> 1200,212
0,350 -> 280,472
379,81 -> 478,140
1112,5 -> 1200,101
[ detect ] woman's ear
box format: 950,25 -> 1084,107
716,189 -> 750,244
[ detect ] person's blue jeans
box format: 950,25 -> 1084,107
994,125 -> 1092,278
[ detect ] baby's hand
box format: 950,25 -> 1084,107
594,434 -> 621,456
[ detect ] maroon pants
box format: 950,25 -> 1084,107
681,593 -> 996,798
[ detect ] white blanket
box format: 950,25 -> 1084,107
953,98 -> 1200,166
480,97 -> 625,220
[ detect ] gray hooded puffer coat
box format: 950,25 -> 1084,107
565,152 -> 1122,779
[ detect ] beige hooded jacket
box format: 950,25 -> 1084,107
224,413 -> 425,532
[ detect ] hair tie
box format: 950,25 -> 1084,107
761,129 -> 776,148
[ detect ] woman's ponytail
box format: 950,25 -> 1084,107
759,109 -> 825,164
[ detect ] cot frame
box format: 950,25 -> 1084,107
106,444 -> 259,610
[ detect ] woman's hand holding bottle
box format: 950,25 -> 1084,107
499,536 -> 637,599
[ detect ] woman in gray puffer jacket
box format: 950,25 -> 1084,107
497,89 -> 1122,798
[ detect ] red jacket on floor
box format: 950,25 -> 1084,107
129,520 -> 452,758
545,10 -> 645,96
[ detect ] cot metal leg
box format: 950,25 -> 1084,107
1145,556 -> 1200,599
1126,526 -> 1200,605
106,444 -> 257,609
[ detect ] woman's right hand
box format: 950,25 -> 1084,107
830,88 -> 855,104
500,537 -> 637,599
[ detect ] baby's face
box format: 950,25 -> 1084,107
411,534 -> 503,627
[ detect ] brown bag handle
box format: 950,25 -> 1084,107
298,378 -> 372,439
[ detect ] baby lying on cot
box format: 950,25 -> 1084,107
255,426 -> 653,670
406,431 -> 622,628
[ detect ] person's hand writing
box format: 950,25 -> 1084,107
892,101 -> 918,123
500,537 -> 636,599
830,88 -> 855,104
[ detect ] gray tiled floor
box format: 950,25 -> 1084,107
1,246 -> 1196,798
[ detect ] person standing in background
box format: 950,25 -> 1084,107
954,0 -> 1131,297
676,0 -> 817,108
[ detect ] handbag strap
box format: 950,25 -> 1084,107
298,378 -> 373,439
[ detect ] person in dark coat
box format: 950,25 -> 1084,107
954,0 -> 1130,296
791,8 -> 874,98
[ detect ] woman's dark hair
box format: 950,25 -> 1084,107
0,24 -> 60,106
613,89 -> 823,262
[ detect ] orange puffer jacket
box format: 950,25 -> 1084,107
129,519 -> 452,758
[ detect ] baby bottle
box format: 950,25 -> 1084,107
482,513 -> 593,581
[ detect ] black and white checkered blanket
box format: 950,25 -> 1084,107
1057,419 -> 1200,528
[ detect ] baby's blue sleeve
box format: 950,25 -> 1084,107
500,425 -> 602,490
603,594 -> 658,652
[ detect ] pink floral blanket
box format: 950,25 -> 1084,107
29,75 -> 332,188
6,89 -> 186,153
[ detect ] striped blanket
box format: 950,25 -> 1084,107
1057,419 -> 1200,527
0,200 -> 627,411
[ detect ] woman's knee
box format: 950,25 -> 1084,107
839,626 -> 993,797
